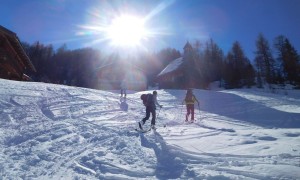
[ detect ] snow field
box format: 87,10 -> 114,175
0,78 -> 300,179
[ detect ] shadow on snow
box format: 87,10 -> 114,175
139,131 -> 190,179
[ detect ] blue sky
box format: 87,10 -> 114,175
1,0 -> 299,60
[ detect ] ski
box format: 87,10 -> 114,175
138,122 -> 143,130
135,128 -> 151,133
184,120 -> 196,124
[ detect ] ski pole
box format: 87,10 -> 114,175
197,103 -> 201,120
181,102 -> 185,123
156,107 -> 161,120
156,107 -> 161,126
156,107 -> 166,127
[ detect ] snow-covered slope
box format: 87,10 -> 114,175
0,78 -> 300,179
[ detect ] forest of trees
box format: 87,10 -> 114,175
23,33 -> 300,90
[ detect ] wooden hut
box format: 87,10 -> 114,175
156,57 -> 185,89
0,25 -> 36,80
156,41 -> 198,89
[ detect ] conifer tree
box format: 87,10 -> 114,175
224,41 -> 254,88
203,39 -> 224,83
274,35 -> 300,84
254,34 -> 275,84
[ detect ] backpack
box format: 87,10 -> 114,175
140,94 -> 154,106
185,92 -> 195,104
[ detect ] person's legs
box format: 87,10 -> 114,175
191,105 -> 195,121
150,107 -> 156,125
142,106 -> 150,123
139,106 -> 150,129
186,105 -> 191,121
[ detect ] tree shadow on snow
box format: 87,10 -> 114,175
164,89 -> 300,129
200,91 -> 300,129
139,131 -> 189,179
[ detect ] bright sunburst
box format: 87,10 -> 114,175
107,15 -> 147,47
77,1 -> 176,50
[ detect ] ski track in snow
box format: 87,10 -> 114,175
0,79 -> 300,179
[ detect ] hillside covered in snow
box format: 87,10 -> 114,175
0,78 -> 300,179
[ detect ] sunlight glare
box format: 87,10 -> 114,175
77,0 -> 177,51
107,15 -> 147,47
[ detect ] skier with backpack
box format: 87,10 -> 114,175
182,89 -> 199,123
139,91 -> 162,130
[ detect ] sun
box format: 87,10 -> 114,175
106,15 -> 147,47
77,1 -> 177,50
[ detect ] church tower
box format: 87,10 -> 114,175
183,41 -> 193,59
182,41 -> 198,88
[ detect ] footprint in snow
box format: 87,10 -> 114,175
257,136 -> 277,141
284,133 -> 300,137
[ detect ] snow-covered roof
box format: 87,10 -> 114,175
157,57 -> 183,77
